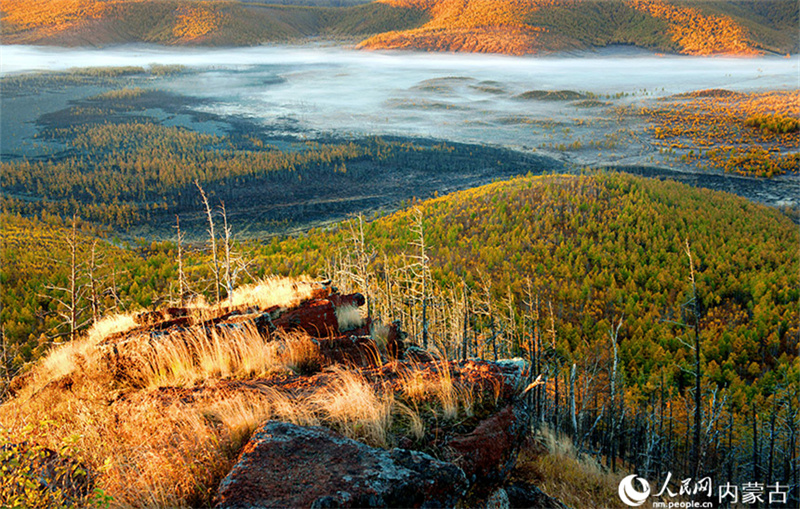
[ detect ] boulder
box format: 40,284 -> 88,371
446,404 -> 528,489
215,421 -> 467,509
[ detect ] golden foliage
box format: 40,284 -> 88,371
172,2 -> 225,41
638,90 -> 800,176
1,0 -> 109,34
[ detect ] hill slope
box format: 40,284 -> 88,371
361,0 -> 798,55
0,0 -> 429,46
1,0 -> 796,54
2,172 -> 797,506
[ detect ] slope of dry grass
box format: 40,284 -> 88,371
0,277 -> 496,507
512,427 -> 627,509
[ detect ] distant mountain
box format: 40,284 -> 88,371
1,0 -> 797,54
360,0 -> 799,55
0,0 -> 429,46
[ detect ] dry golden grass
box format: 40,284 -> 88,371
334,304 -> 366,332
140,323 -> 287,389
0,276 -> 487,507
0,363 -> 402,506
10,311 -> 139,400
513,427 -> 627,509
398,360 -> 475,420
221,276 -> 322,312
311,367 -> 394,447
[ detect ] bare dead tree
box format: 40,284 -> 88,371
0,325 -> 11,399
503,286 -> 517,358
346,213 -> 376,318
175,215 -> 189,306
685,238 -> 703,478
196,180 -> 220,303
570,362 -> 578,437
221,202 -> 234,304
608,315 -> 624,472
106,265 -> 125,312
409,207 -> 430,348
87,240 -> 102,325
461,280 -> 470,361
43,216 -> 88,342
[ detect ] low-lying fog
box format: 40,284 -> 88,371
2,44 -> 798,204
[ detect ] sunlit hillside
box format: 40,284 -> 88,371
360,0 -> 797,55
0,0 -> 429,45
2,172 -> 798,506
1,0 -> 796,53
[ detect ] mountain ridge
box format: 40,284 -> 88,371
2,0 -> 796,55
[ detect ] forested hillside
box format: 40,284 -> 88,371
249,172 -> 800,495
2,173 -> 797,500
2,0 -> 796,54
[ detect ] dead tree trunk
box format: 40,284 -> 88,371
221,202 -> 234,304
175,215 -> 189,306
410,208 -> 430,348
609,316 -> 623,472
461,281 -> 469,361
88,240 -> 101,325
196,180 -> 220,303
686,239 -> 703,478
570,363 -> 578,437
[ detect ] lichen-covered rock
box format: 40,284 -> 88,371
215,421 -> 468,509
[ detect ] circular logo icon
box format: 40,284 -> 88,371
618,474 -> 651,507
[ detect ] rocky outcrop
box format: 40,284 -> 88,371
215,421 -> 468,509
98,282 -> 406,385
446,404 -> 525,488
76,279 -> 542,507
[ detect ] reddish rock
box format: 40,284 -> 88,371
446,403 -> 529,489
215,421 -> 467,509
272,299 -> 340,338
404,346 -> 437,363
134,306 -> 188,326
385,321 -> 406,360
328,292 -> 366,309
